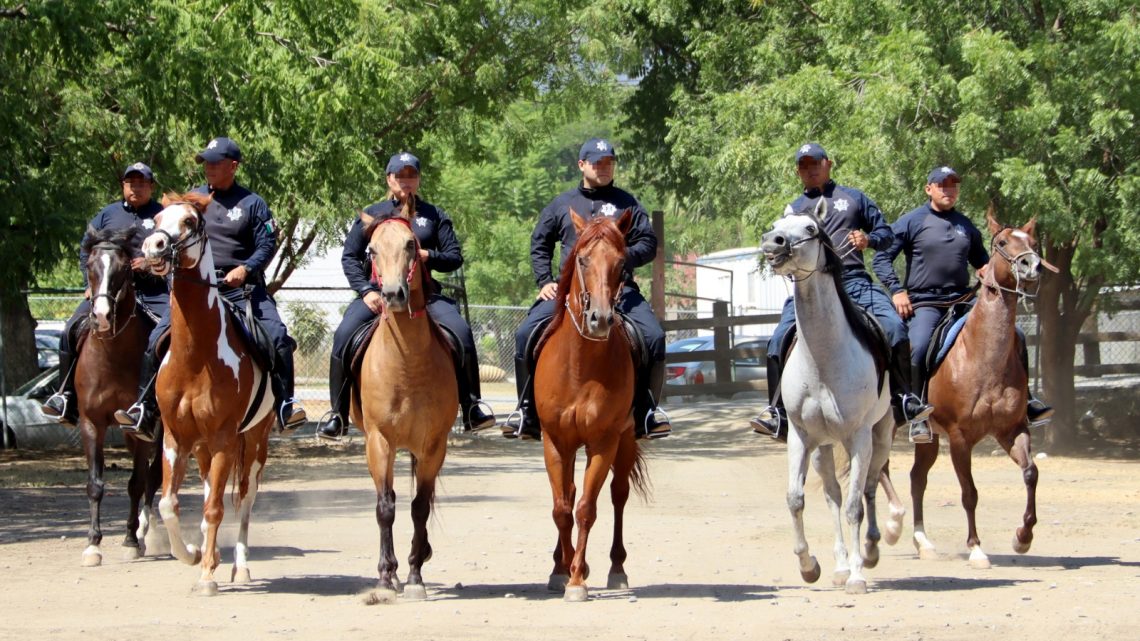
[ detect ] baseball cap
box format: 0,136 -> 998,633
194,137 -> 242,163
927,166 -> 960,184
121,162 -> 154,181
386,152 -> 421,174
579,137 -> 617,163
794,143 -> 828,162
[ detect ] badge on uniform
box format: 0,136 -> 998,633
600,203 -> 617,217
227,207 -> 243,222
953,224 -> 966,237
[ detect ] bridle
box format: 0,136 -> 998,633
88,243 -> 137,340
768,223 -> 851,283
565,242 -> 622,342
370,216 -> 426,320
151,205 -> 211,285
987,227 -> 1044,302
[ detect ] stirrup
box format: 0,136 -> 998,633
750,406 -> 783,438
465,400 -> 497,432
639,407 -> 672,440
315,410 -> 350,442
901,393 -> 934,423
115,403 -> 156,443
908,419 -> 933,445
279,397 -> 307,431
500,409 -> 525,439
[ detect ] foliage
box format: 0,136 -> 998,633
284,301 -> 328,356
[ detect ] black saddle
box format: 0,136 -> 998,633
526,311 -> 646,370
922,300 -> 975,379
219,296 -> 276,372
342,314 -> 462,379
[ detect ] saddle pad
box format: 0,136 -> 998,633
219,297 -> 275,371
927,304 -> 973,374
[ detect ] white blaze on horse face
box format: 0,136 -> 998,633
92,253 -> 113,330
1011,230 -> 1030,241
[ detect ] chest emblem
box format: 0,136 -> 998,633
833,198 -> 849,213
599,203 -> 617,217
953,224 -> 966,238
227,207 -> 243,222
141,219 -> 155,230
415,216 -> 428,228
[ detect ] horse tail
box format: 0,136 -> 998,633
626,441 -> 652,502
229,430 -> 248,506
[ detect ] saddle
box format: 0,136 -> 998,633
342,313 -> 462,381
781,306 -> 889,392
922,301 -> 975,379
219,296 -> 276,372
527,311 -> 646,371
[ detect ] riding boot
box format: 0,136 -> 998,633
275,342 -> 307,431
113,348 -> 160,443
633,360 -> 671,440
890,341 -> 933,427
41,340 -> 79,427
458,350 -> 495,432
907,362 -> 933,444
1020,338 -> 1053,427
749,352 -> 788,442
317,353 -> 352,441
502,354 -> 540,440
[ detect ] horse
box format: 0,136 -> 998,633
74,227 -> 162,566
139,192 -> 277,595
910,213 -> 1056,568
760,206 -> 897,594
532,208 -> 649,602
351,208 -> 458,602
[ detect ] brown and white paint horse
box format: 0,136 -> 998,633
141,192 -> 276,595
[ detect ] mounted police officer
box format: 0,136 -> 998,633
114,137 -> 306,439
316,151 -> 495,440
872,166 -> 1053,442
501,137 -> 670,441
42,162 -> 169,432
751,143 -> 933,441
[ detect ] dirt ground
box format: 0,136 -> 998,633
1,399 -> 1138,641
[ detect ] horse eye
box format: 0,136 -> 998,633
998,239 -> 1007,247
806,226 -> 816,235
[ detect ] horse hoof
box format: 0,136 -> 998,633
832,570 -> 850,587
402,584 -> 427,601
81,548 -> 103,567
364,588 -> 398,605
607,573 -> 629,590
547,573 -> 569,592
1012,536 -> 1032,555
918,547 -> 939,561
801,558 -> 822,584
884,517 -> 903,546
845,580 -> 868,595
864,544 -> 880,569
192,580 -> 219,596
121,546 -> 141,562
563,585 -> 589,602
232,566 -> 252,584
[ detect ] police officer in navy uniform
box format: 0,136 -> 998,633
872,166 -> 1053,442
750,143 -> 933,441
42,162 -> 170,432
316,152 -> 495,440
115,137 -> 306,437
501,137 -> 671,441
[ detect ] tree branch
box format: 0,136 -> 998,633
797,0 -> 822,22
1,4 -> 27,19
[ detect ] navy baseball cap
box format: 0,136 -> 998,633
194,137 -> 242,163
121,162 -> 154,181
795,143 -> 828,162
927,165 -> 960,184
579,137 -> 617,163
386,152 -> 421,174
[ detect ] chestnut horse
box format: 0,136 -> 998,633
75,228 -> 161,566
911,213 -> 1056,568
352,209 -> 458,602
140,192 -> 277,595
533,209 -> 649,602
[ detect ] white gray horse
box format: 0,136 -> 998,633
761,205 -> 898,594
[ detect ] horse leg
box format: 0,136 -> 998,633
194,447 -> 233,595
565,443 -> 618,602
910,438 -> 940,559
810,446 -> 849,587
122,436 -> 147,560
1000,430 -> 1038,554
404,445 -> 445,601
947,437 -> 988,569
80,419 -> 106,567
158,432 -> 201,567
877,463 -> 906,546
606,429 -> 637,590
232,421 -> 271,585
366,430 -> 399,601
787,433 -> 820,583
842,428 -> 873,594
141,433 -> 163,555
863,414 -> 897,566
543,437 -> 575,592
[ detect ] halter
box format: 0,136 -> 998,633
773,226 -> 853,283
988,228 -> 1043,305
369,216 -> 426,320
87,243 -> 138,340
151,205 -> 208,274
564,242 -> 622,342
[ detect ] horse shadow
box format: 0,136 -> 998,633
873,575 -> 1036,591
408,581 -> 777,603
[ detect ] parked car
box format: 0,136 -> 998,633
664,335 -> 769,386
35,328 -> 63,371
0,366 -> 124,449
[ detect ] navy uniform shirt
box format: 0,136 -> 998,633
531,183 -> 656,289
785,180 -> 894,273
191,183 -> 276,276
342,198 -> 463,297
872,202 -> 988,302
80,199 -> 167,298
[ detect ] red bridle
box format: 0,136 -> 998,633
370,216 -> 426,320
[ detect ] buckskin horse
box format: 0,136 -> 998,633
140,192 -> 277,595
910,213 -> 1056,568
75,227 -> 162,566
533,209 -> 649,602
352,208 -> 458,602
761,206 -> 897,594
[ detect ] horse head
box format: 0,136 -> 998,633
361,210 -> 424,316
984,211 -> 1058,295
83,227 -> 136,334
142,192 -> 216,277
561,208 -> 631,340
762,203 -> 837,279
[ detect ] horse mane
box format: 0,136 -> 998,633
161,190 -> 214,213
545,215 -> 627,341
82,225 -> 135,257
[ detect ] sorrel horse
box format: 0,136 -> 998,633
533,209 -> 649,602
75,228 -> 161,566
761,207 -> 897,594
140,192 -> 277,595
352,209 -> 458,602
910,213 -> 1056,568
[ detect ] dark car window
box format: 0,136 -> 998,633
734,340 -> 765,366
666,338 -> 710,353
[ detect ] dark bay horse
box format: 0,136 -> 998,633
75,228 -> 161,566
352,209 -> 458,603
533,209 -> 649,602
140,192 -> 277,595
911,213 -> 1057,568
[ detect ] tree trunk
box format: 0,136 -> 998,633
1,288 -> 40,392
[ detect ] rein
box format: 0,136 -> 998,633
370,216 -> 426,321
565,240 -> 621,342
777,228 -> 853,283
988,230 -> 1043,309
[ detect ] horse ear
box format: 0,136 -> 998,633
1021,216 -> 1038,238
570,207 -> 587,235
813,197 -> 828,221
616,208 -> 634,235
161,192 -> 176,207
985,206 -> 1002,236
359,209 -> 374,230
